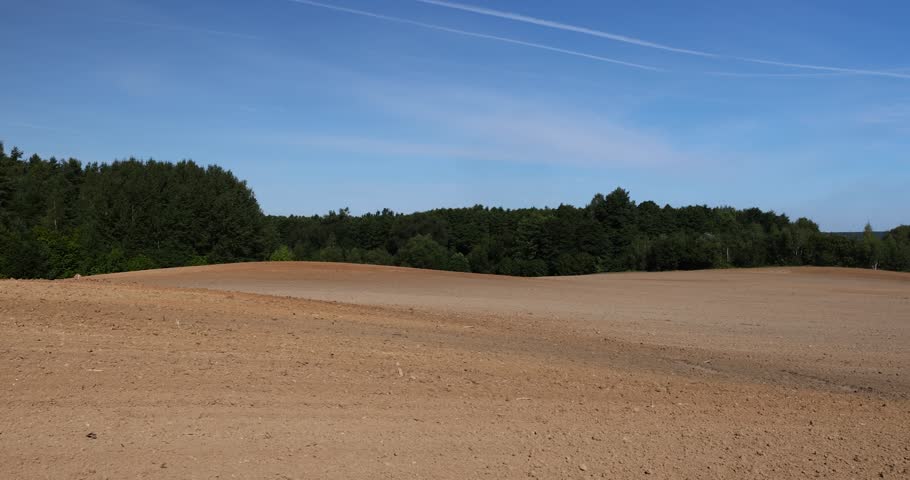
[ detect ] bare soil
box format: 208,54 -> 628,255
2,263 -> 909,478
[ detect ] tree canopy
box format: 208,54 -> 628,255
1,143 -> 908,279
0,144 -> 265,278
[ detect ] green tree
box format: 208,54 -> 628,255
363,248 -> 394,266
555,252 -> 598,275
318,245 -> 345,262
397,234 -> 450,270
269,245 -> 295,261
863,222 -> 882,270
447,252 -> 471,272
881,226 -> 910,271
125,254 -> 157,272
467,241 -> 494,273
3,140 -> 908,278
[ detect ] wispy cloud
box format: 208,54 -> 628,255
95,16 -> 258,40
4,122 -> 56,131
265,82 -> 695,168
858,102 -> 910,129
268,133 -> 522,162
416,0 -> 910,80
102,62 -> 172,97
2,122 -> 76,133
288,0 -> 662,71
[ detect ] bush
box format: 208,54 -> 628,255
447,252 -> 471,272
318,245 -> 345,262
90,247 -> 126,274
187,255 -> 209,266
363,248 -> 393,265
125,254 -> 157,272
397,234 -> 449,270
496,257 -> 519,276
269,245 -> 295,262
467,243 -> 493,273
346,247 -> 365,264
554,252 -> 598,275
517,258 -> 549,277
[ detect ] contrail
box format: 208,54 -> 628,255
708,66 -> 910,79
416,0 -> 910,80
706,71 -> 846,78
727,57 -> 910,79
415,0 -> 715,58
288,0 -> 663,71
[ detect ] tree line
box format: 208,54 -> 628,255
1,143 -> 908,279
0,144 -> 264,278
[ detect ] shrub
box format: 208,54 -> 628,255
346,248 -> 365,264
397,234 -> 449,270
363,248 -> 393,265
447,252 -> 471,272
125,254 -> 157,272
269,245 -> 295,262
318,245 -> 345,262
187,255 -> 209,266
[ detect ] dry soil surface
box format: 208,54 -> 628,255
2,263 -> 909,479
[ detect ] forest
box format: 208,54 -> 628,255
1,143 -> 908,279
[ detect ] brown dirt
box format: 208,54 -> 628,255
2,263 -> 909,479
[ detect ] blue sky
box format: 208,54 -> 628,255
2,0 -> 908,231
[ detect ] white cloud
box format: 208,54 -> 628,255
266,133 -> 522,162
433,100 -> 689,167
265,83 -> 695,168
